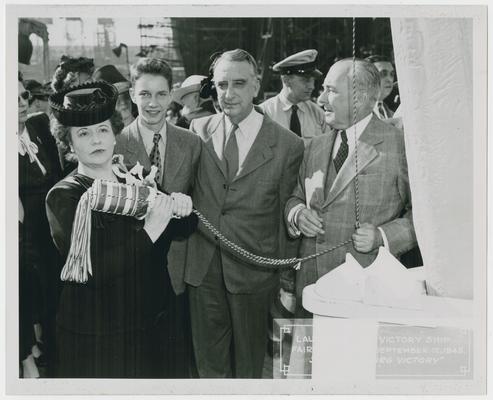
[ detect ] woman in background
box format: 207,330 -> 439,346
18,72 -> 62,377
93,64 -> 137,127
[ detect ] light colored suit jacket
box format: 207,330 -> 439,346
285,115 -> 417,297
186,110 -> 304,294
114,119 -> 201,294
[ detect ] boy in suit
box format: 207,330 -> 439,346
114,58 -> 201,377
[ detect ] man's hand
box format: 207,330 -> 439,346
352,223 -> 383,253
170,192 -> 193,218
297,207 -> 325,237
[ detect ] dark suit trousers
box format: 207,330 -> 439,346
188,249 -> 272,378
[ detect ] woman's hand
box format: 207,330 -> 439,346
170,193 -> 193,218
144,193 -> 174,243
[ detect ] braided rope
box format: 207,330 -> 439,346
352,17 -> 361,229
193,209 -> 352,269
183,19 -> 363,270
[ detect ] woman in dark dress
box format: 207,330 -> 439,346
45,81 -> 194,378
18,73 -> 62,377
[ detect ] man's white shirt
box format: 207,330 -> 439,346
211,107 -> 263,176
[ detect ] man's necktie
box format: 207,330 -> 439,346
223,124 -> 239,181
333,130 -> 348,173
290,104 -> 302,137
377,101 -> 388,119
149,132 -> 162,183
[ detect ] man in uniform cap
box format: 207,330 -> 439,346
259,49 -> 327,145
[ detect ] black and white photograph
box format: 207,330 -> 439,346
3,1 -> 487,396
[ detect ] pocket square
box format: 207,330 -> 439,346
305,170 -> 324,209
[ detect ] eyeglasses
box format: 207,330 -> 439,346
18,90 -> 32,103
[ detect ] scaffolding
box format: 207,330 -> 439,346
170,17 -> 394,97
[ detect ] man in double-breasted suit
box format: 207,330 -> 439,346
285,59 -> 417,316
186,49 -> 304,378
114,58 -> 201,377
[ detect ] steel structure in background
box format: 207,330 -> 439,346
95,18 -> 117,64
170,17 -> 394,98
18,18 -> 51,81
135,18 -> 185,83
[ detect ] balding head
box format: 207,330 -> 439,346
333,59 -> 381,106
317,59 -> 381,129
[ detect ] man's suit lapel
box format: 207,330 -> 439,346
323,116 -> 383,208
198,113 -> 228,179
123,120 -> 152,171
233,117 -> 275,182
163,122 -> 185,189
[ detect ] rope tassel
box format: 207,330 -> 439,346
60,179 -> 157,283
60,190 -> 92,282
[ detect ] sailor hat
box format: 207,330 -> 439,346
272,49 -> 322,77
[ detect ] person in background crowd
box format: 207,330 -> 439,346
285,59 -> 417,317
172,75 -> 216,129
366,55 -> 422,268
186,49 -> 304,378
24,80 -> 53,118
51,55 -> 94,93
46,80 -> 194,378
365,55 -> 396,119
166,102 -> 181,125
51,55 -> 95,174
18,72 -> 62,378
260,49 -> 326,145
114,58 -> 201,377
93,64 -> 136,127
19,197 -> 39,378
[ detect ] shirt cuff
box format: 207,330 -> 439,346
287,204 -> 305,237
377,227 -> 389,249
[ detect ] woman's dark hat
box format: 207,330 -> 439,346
57,55 -> 94,74
49,81 -> 118,127
93,65 -> 131,94
24,80 -> 53,98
